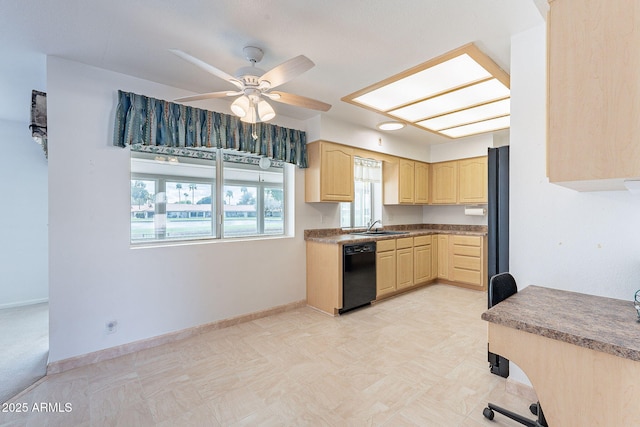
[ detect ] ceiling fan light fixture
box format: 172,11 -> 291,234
257,100 -> 276,122
377,121 -> 405,131
240,103 -> 258,124
231,95 -> 250,118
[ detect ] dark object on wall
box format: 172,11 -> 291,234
487,146 -> 509,377
29,90 -> 48,158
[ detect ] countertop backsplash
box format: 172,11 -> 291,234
304,223 -> 487,240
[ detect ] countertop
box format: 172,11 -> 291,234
482,285 -> 640,362
305,224 -> 487,244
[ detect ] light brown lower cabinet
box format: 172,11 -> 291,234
437,235 -> 450,279
395,237 -> 414,290
306,233 -> 487,315
449,235 -> 486,289
376,239 -> 396,297
413,235 -> 433,284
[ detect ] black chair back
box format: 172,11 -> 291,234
488,272 -> 517,308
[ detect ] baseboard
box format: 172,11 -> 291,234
505,377 -> 538,403
47,299 -> 306,375
0,298 -> 48,310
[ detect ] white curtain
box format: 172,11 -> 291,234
354,157 -> 381,182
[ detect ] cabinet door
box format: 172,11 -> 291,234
376,250 -> 396,297
431,161 -> 458,204
431,235 -> 438,280
398,159 -> 415,204
413,244 -> 432,284
437,235 -> 449,279
396,247 -> 414,289
548,0 -> 640,189
320,143 -> 354,201
458,157 -> 487,204
414,162 -> 430,204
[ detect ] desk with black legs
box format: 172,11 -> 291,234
482,285 -> 640,426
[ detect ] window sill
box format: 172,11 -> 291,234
130,234 -> 294,250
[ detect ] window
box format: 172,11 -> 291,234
223,155 -> 284,238
131,149 -> 286,243
340,157 -> 382,228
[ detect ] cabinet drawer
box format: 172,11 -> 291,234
452,255 -> 481,271
451,268 -> 482,285
452,245 -> 481,257
377,239 -> 396,252
396,237 -> 414,249
413,235 -> 432,246
451,235 -> 482,247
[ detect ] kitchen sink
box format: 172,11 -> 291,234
350,230 -> 409,236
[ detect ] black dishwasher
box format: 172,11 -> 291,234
340,242 -> 376,314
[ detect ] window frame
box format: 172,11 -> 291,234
130,172 -> 216,242
340,157 -> 382,229
130,149 -> 287,244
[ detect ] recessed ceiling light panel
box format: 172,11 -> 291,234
439,116 -> 511,138
417,98 -> 511,131
353,54 -> 492,111
388,79 -> 509,122
342,43 -> 511,139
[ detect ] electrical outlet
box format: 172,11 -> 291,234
105,320 -> 118,334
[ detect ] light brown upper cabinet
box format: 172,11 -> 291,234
383,159 -> 418,205
305,140 -> 354,202
547,0 -> 640,191
458,157 -> 488,203
431,157 -> 487,204
414,161 -> 430,204
430,161 -> 458,204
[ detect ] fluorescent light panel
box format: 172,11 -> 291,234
418,98 -> 511,131
388,79 -> 509,122
353,54 -> 492,111
439,116 -> 511,138
342,43 -> 510,139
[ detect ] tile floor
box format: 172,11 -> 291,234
0,284 -> 536,426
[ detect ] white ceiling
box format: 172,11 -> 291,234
0,0 -> 544,145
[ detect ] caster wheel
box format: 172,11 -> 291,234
530,403 -> 538,416
483,407 -> 494,420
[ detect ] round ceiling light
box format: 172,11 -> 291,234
377,121 -> 405,131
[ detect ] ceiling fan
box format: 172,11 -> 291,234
170,46 -> 331,123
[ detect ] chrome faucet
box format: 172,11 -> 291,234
367,219 -> 382,232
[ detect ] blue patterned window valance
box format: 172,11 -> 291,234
113,90 -> 308,168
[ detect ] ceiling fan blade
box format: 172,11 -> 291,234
169,49 -> 243,89
174,91 -> 240,103
259,55 -> 315,89
269,91 -> 331,112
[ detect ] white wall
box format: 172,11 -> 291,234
429,133 -> 493,163
46,57 -> 309,362
308,115 -> 431,163
0,119 -> 48,308
509,23 -> 640,385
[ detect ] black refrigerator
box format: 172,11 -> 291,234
487,146 -> 510,377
